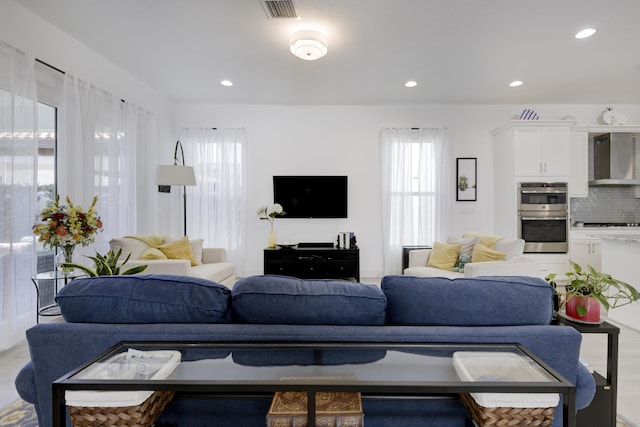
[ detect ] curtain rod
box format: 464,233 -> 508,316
35,58 -> 127,103
35,58 -> 64,75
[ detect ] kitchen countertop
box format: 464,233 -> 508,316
587,234 -> 640,244
571,226 -> 640,232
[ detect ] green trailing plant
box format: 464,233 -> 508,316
551,261 -> 640,316
61,248 -> 148,277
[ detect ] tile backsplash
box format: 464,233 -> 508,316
571,186 -> 640,223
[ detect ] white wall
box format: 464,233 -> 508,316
6,1 -> 640,278
1,0 -> 176,235
176,104 -> 640,278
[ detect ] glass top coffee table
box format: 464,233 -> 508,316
53,342 -> 576,427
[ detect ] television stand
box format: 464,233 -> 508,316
297,242 -> 334,248
264,246 -> 359,281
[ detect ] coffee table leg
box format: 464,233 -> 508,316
52,383 -> 65,427
564,387 -> 576,427
307,390 -> 316,426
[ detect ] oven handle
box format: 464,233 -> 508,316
520,189 -> 567,194
520,216 -> 568,221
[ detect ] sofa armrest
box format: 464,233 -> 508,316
575,362 -> 596,410
463,259 -> 540,277
407,249 -> 432,267
202,247 -> 227,264
125,259 -> 191,275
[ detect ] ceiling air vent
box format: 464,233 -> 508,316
261,0 -> 298,19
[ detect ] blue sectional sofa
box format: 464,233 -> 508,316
15,274 -> 595,427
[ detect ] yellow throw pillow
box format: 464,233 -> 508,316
158,236 -> 198,266
471,242 -> 507,263
427,242 -> 461,270
140,247 -> 168,260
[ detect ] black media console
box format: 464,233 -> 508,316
264,245 -> 360,281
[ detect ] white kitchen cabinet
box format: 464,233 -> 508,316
512,126 -> 570,176
570,238 -> 601,271
569,130 -> 588,197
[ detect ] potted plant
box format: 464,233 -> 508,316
556,261 -> 640,323
61,248 -> 148,277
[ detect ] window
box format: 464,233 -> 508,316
380,127 -> 451,274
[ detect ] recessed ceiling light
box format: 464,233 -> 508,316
575,28 -> 596,39
405,81 -> 418,88
509,80 -> 523,87
220,80 -> 233,87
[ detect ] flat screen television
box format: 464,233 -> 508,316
273,175 -> 348,218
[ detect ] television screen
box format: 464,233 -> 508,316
273,176 -> 348,218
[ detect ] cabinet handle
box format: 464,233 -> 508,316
544,163 -> 547,173
539,163 -> 543,173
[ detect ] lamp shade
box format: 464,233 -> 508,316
155,165 -> 196,186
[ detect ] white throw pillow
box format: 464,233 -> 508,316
446,236 -> 479,258
494,239 -> 525,260
189,239 -> 204,264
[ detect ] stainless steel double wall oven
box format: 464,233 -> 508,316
517,182 -> 568,253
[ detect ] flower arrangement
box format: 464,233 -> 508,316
33,195 -> 103,249
257,203 -> 285,248
257,203 -> 285,224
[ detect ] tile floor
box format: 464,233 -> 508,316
1,302 -> 638,426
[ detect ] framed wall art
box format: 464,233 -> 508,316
456,157 -> 477,201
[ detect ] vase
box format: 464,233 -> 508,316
268,223 -> 277,249
565,294 -> 601,323
56,246 -> 77,274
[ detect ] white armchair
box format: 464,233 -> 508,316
109,236 -> 235,287
403,237 -> 540,279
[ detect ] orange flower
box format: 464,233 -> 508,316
55,226 -> 67,236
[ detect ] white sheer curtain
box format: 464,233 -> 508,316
0,42 -> 38,350
58,74 -> 155,254
380,127 -> 452,275
181,128 -> 247,276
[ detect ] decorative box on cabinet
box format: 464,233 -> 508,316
264,246 -> 360,281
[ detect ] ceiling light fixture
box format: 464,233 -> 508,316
220,80 -> 233,87
575,28 -> 596,39
405,81 -> 418,88
290,30 -> 328,61
509,80 -> 524,87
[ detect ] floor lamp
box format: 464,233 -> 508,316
156,141 -> 196,236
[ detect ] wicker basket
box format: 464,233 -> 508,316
68,390 -> 174,427
460,393 -> 554,427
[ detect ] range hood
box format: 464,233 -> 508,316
589,133 -> 640,185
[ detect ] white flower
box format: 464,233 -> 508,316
271,203 -> 284,215
257,203 -> 286,223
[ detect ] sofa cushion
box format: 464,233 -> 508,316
189,262 -> 235,284
382,275 -> 553,326
231,275 -> 387,325
426,242 -> 461,269
109,237 -> 150,259
56,274 -> 231,323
